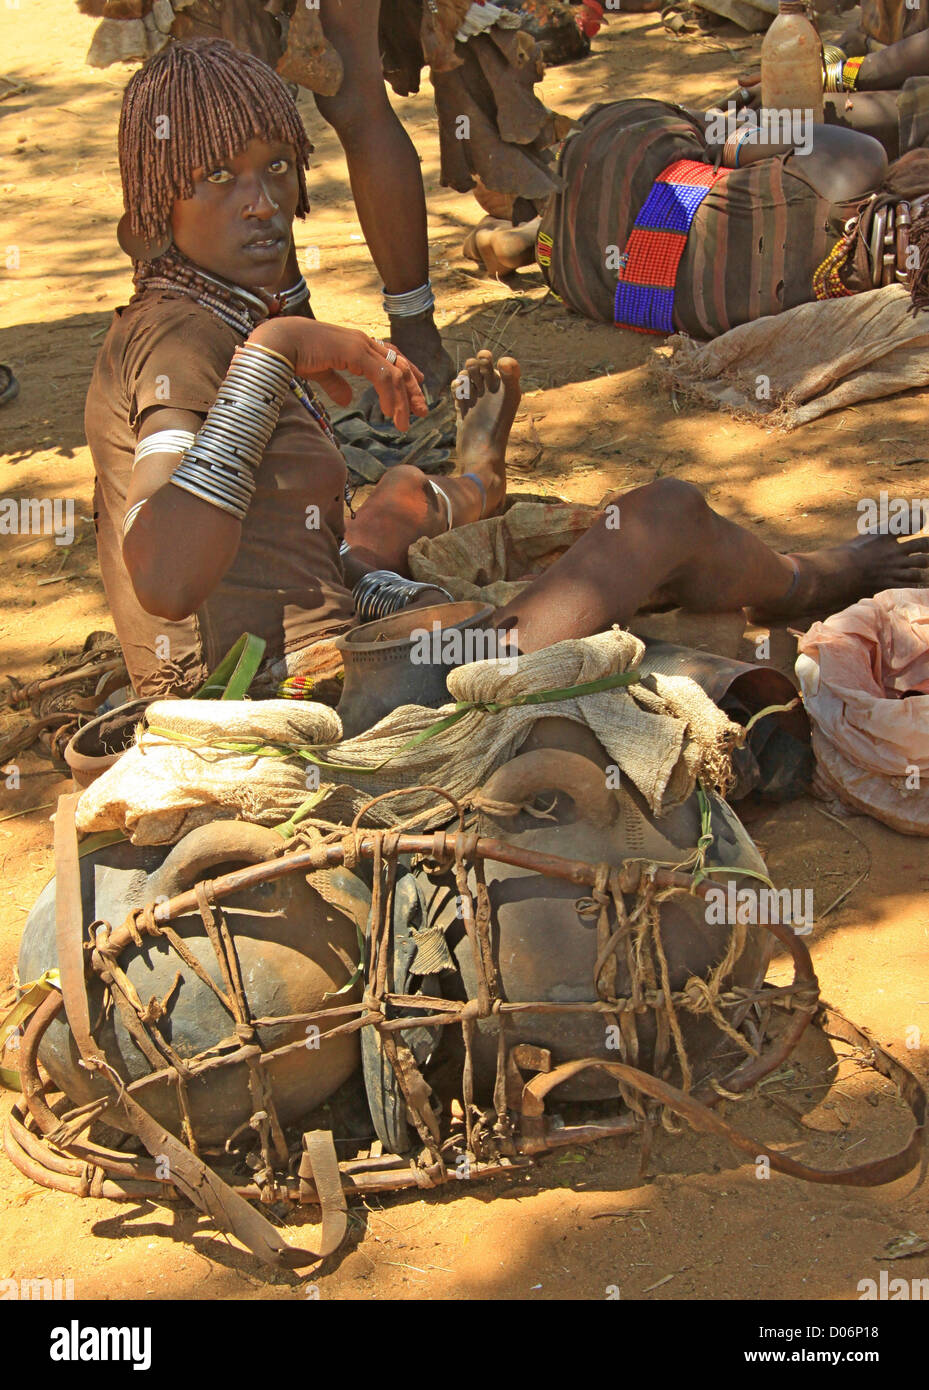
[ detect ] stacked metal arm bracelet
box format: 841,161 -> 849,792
352,569 -> 453,623
169,340 -> 294,522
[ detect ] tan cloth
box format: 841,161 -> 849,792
651,285 -> 929,430
408,500 -> 599,608
75,628 -> 741,844
796,589 -> 929,836
85,289 -> 356,699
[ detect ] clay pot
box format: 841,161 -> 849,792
418,732 -> 773,1101
18,822 -> 369,1149
334,601 -> 495,738
63,698 -> 149,789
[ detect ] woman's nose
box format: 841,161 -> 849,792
242,181 -> 279,218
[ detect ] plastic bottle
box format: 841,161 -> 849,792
761,1 -> 824,125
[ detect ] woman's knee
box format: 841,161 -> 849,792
373,465 -> 439,517
315,82 -> 393,145
605,477 -> 709,529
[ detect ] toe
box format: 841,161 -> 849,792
497,356 -> 522,391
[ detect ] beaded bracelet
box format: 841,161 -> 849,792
843,56 -> 865,91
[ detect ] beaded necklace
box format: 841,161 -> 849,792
133,250 -> 339,449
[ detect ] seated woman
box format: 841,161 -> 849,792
87,39 -> 929,705
463,93 -> 929,338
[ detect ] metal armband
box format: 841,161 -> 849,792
169,340 -> 294,523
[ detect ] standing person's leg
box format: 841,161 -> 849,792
316,0 -> 454,407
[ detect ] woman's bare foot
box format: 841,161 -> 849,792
751,530 -> 929,620
462,218 -> 540,277
453,349 -> 522,519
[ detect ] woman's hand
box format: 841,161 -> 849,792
249,317 -> 428,430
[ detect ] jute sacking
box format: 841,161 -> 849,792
75,629 -> 740,844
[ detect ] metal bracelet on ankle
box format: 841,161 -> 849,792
382,281 -> 436,319
352,569 -> 453,623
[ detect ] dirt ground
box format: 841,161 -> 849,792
0,0 -> 927,1304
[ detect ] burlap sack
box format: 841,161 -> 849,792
408,500 -> 599,608
652,286 -> 929,430
76,629 -> 740,844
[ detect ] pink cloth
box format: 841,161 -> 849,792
796,589 -> 929,835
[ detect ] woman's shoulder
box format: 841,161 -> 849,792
114,289 -> 239,358
103,291 -> 241,425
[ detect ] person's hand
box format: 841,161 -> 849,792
249,318 -> 428,431
733,73 -> 762,110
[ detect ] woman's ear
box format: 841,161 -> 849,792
117,213 -> 172,263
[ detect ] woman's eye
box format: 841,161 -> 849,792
269,158 -> 290,174
206,168 -> 232,185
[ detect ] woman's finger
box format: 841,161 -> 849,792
376,341 -> 428,408
375,339 -> 425,386
370,358 -> 411,431
365,342 -> 428,427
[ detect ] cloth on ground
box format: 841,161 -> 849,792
75,628 -> 741,844
651,285 -> 929,429
796,589 -> 929,836
407,500 -> 598,607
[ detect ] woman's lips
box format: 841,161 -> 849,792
242,235 -> 286,258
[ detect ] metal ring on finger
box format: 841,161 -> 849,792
385,348 -> 398,365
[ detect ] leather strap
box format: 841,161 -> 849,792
298,1130 -> 349,1259
54,793 -> 101,1067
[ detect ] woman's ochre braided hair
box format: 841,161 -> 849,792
118,37 -> 312,246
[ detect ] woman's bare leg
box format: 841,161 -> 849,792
463,217 -> 541,276
346,351 -> 929,633
343,352 -> 519,579
317,0 -> 454,404
493,479 -> 929,652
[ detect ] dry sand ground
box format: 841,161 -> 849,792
0,0 -> 927,1303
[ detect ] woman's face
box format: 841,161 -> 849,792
171,137 -> 300,289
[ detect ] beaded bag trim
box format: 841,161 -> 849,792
614,159 -> 728,335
